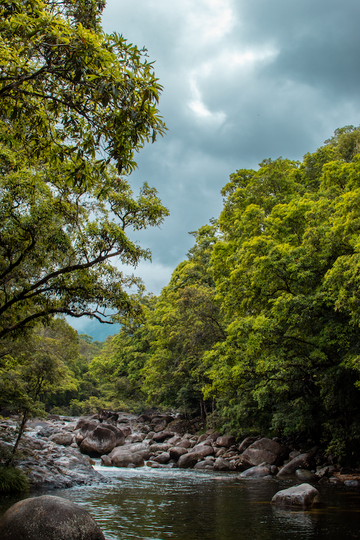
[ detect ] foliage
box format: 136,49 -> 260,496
0,0 -> 168,339
0,466 -> 29,494
203,127 -> 360,461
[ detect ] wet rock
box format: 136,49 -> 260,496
75,420 -> 100,445
137,414 -> 152,423
167,435 -> 182,446
0,495 -> 105,540
271,483 -> 321,508
277,453 -> 312,477
206,431 -> 221,442
241,438 -> 289,467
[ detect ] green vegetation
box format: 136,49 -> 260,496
89,126 -> 360,464
0,0 -> 167,460
0,466 -> 29,494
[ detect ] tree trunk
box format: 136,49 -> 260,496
6,409 -> 28,466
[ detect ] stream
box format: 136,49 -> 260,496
1,463 -> 360,539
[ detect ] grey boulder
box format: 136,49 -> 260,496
271,483 -> 321,508
0,495 -> 105,540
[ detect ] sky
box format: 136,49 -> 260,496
71,0 -> 360,340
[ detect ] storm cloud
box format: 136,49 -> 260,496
71,0 -> 360,338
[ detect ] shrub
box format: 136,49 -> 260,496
0,466 -> 29,494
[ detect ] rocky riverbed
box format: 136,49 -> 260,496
1,410 -> 360,491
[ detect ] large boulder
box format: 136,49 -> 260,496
0,495 -> 105,540
241,438 -> 288,466
79,425 -> 121,456
271,483 -> 321,508
75,420 -> 100,445
213,457 -> 235,471
277,453 -> 312,477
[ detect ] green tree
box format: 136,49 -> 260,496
204,129 -> 360,461
141,223 -> 225,419
0,0 -> 168,338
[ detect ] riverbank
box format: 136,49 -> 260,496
1,411 -> 360,491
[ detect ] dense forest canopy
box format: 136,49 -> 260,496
87,126 -> 360,463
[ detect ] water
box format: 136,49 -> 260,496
1,464 -> 360,539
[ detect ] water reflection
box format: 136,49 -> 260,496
1,465 -> 360,540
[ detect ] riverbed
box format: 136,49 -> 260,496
1,463 -> 360,539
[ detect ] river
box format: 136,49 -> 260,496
1,463 -> 360,539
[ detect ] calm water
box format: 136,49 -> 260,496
1,463 -> 360,539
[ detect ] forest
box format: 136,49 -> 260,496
1,0 -> 360,467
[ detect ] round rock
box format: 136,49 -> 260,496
0,495 -> 105,540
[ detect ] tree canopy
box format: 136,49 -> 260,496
0,0 -> 168,338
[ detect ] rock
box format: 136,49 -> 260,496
194,460 -> 214,469
137,414 -> 152,423
213,457 -> 235,471
80,426 -> 118,456
188,445 -> 214,458
167,435 -> 182,446
149,442 -> 171,453
75,420 -> 100,445
289,450 -> 301,460
295,469 -> 318,482
178,452 -> 203,469
271,483 -> 321,508
152,431 -> 175,442
120,426 -> 132,437
241,438 -> 289,466
215,448 -> 226,457
169,446 -> 188,461
277,453 -> 312,477
177,440 -> 192,449
216,435 -> 236,447
315,466 -> 329,478
0,495 -> 105,540
100,455 -> 112,466
206,431 -> 221,442
240,463 -> 273,478
153,452 -> 171,464
49,432 -> 73,446
111,452 -> 144,467
109,442 -> 150,464
238,436 -> 259,453
197,434 -> 208,443
126,434 -> 143,443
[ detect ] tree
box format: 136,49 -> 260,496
0,0 -> 168,338
0,318 -> 79,463
204,129 -> 360,461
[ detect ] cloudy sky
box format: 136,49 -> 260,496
72,0 -> 360,339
